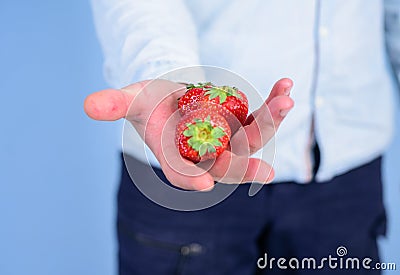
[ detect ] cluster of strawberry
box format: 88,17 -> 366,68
176,82 -> 249,163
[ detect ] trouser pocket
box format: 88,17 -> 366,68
118,221 -> 204,275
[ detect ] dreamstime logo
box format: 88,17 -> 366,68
257,246 -> 397,271
336,246 -> 347,257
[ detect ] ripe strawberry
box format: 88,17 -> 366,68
178,83 -> 249,127
203,86 -> 249,126
176,110 -> 231,163
177,82 -> 212,115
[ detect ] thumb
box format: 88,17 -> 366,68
83,82 -> 145,121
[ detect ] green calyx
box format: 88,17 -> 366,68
183,116 -> 226,157
185,83 -> 242,104
204,86 -> 242,104
186,82 -> 213,90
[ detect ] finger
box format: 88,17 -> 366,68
266,95 -> 295,129
245,77 -> 293,125
231,95 -> 294,155
244,158 -> 275,183
266,77 -> 293,105
158,156 -> 215,191
208,151 -> 274,183
83,82 -> 145,121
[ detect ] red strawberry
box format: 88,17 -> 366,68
176,110 -> 231,163
178,83 -> 249,129
203,86 -> 249,126
177,83 -> 212,115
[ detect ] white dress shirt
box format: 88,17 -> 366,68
91,0 -> 398,182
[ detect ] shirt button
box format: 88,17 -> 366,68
315,96 -> 324,108
319,26 -> 329,37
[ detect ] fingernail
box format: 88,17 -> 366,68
199,183 -> 215,192
284,86 -> 292,96
280,108 -> 291,117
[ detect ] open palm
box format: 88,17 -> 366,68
84,78 -> 294,190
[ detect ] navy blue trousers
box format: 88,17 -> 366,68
117,154 -> 386,274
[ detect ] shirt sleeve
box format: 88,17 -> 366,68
384,0 -> 400,84
90,0 -> 201,88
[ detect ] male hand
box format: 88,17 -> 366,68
84,78 -> 294,191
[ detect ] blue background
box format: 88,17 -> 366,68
0,1 -> 399,274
